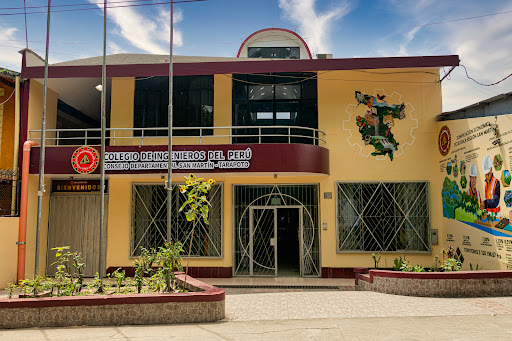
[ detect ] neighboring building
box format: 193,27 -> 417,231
437,92 -> 512,270
0,67 -> 21,288
18,29 -> 460,279
0,68 -> 20,217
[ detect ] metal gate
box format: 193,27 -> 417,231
46,194 -> 107,276
234,185 -> 320,277
249,207 -> 277,276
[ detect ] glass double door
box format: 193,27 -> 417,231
249,206 -> 302,276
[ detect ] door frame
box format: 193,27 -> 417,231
249,205 -> 303,277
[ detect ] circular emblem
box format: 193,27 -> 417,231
438,125 -> 451,156
71,146 -> 99,174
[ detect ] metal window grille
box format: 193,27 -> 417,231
234,184 -> 320,277
130,183 -> 223,257
0,169 -> 19,217
336,182 -> 430,253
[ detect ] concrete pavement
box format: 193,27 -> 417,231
1,285 -> 512,340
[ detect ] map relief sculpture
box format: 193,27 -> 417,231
354,91 -> 406,161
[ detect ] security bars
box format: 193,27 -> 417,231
131,183 -> 222,257
336,182 -> 430,253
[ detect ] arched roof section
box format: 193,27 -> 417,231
237,28 -> 313,59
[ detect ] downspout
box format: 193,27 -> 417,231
18,140 -> 37,283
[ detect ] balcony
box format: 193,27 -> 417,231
28,125 -> 326,147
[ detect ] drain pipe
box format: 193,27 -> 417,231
18,140 -> 38,284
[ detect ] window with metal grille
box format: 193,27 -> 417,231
336,182 -> 430,253
131,183 -> 222,257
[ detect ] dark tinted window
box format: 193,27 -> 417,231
248,47 -> 300,59
134,75 -> 213,136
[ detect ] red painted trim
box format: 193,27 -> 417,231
364,269 -> 512,281
18,80 -> 30,174
0,274 -> 224,309
20,55 -> 460,79
29,144 -> 330,175
236,28 -> 313,59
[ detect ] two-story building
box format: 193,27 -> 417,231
18,28 -> 460,279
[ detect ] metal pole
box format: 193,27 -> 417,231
34,0 -> 51,278
99,0 -> 107,279
166,1 -> 174,243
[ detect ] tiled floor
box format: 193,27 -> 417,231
222,291 -> 512,322
196,277 -> 512,322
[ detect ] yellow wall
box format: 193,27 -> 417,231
0,217 -> 19,287
23,67 -> 448,275
110,77 -> 135,145
316,68 -> 443,268
27,80 -> 58,145
0,79 -> 16,169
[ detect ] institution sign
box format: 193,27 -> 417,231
104,148 -> 253,171
438,125 -> 451,156
71,146 -> 99,174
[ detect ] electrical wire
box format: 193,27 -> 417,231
0,88 -> 15,106
412,9 -> 512,28
0,0 -> 207,16
0,0 -> 201,11
461,64 -> 512,86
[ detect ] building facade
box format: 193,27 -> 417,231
17,29 -> 461,279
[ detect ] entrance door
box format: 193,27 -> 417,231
46,194 -> 107,277
277,208 -> 301,276
249,207 -> 277,276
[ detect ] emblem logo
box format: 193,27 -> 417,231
71,146 -> 99,174
438,126 -> 451,156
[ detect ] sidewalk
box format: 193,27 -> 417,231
1,283 -> 511,340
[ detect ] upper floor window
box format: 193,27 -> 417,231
232,73 -> 317,144
134,75 -> 213,136
248,47 -> 300,59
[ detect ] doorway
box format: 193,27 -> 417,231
248,206 -> 301,276
276,208 -> 300,276
46,194 -> 108,277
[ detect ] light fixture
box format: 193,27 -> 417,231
95,84 -> 103,92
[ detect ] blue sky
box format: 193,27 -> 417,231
1,0 -> 511,111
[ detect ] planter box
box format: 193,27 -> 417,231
0,273 -> 224,329
356,269 -> 512,297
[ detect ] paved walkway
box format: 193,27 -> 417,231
1,278 -> 512,340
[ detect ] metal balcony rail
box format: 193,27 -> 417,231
28,125 -> 326,146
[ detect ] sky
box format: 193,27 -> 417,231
0,0 -> 511,112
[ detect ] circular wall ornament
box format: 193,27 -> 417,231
71,146 -> 99,174
438,125 -> 451,156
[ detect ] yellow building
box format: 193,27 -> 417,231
16,29 -> 460,281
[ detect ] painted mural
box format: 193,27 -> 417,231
439,115 -> 512,269
354,91 -> 406,161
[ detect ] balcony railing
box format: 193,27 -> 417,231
28,126 -> 326,146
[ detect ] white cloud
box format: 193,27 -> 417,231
108,42 -> 127,55
89,1 -> 184,54
382,1 -> 512,112
0,26 -> 23,71
278,0 -> 351,55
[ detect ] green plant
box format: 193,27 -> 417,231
7,282 -> 17,299
179,174 -> 215,224
393,255 -> 406,271
469,263 -> 483,271
109,268 -> 126,293
133,246 -> 157,294
157,242 -> 184,293
51,246 -> 72,296
71,251 -> 86,293
441,258 -> 461,271
371,253 -> 381,269
179,174 -> 215,278
400,260 -> 425,272
18,276 -> 45,298
86,272 -> 104,294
